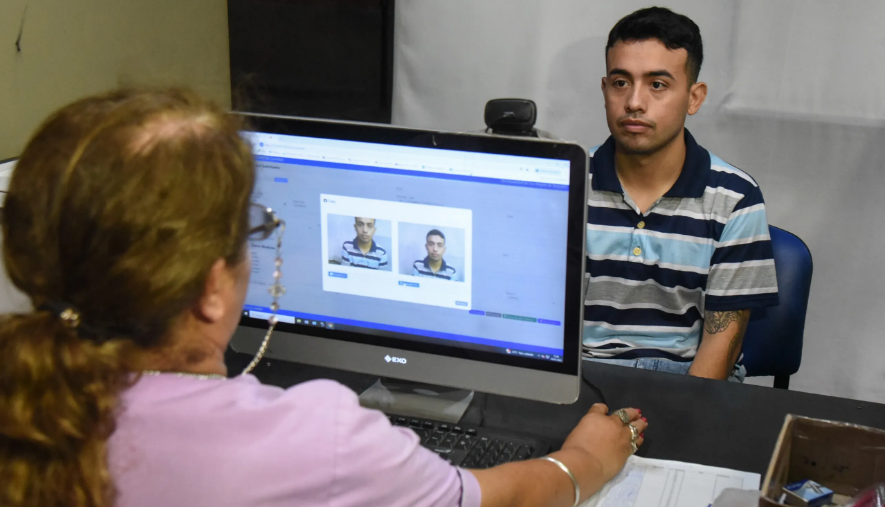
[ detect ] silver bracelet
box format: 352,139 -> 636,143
541,456 -> 580,507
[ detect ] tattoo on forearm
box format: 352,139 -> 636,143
704,310 -> 741,334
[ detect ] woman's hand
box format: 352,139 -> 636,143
474,404 -> 647,507
560,404 -> 647,484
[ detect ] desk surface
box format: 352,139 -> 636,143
225,350 -> 885,476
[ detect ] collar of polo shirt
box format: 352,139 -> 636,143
423,256 -> 449,272
353,237 -> 379,253
590,128 -> 711,199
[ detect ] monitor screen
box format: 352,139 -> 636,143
242,130 -> 571,361
232,116 -> 586,403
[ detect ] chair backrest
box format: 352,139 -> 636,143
740,226 -> 813,378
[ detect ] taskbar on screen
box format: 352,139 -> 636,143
242,305 -> 564,364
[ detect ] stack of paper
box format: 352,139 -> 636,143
580,456 -> 760,507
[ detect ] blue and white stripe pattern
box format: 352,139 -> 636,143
342,239 -> 388,269
583,130 -> 779,359
413,258 -> 457,280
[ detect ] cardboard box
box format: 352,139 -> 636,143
760,415 -> 885,506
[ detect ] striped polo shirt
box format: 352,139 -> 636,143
584,129 -> 779,360
413,257 -> 457,280
341,239 -> 388,269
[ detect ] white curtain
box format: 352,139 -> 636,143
392,0 -> 885,402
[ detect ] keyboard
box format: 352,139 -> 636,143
387,413 -> 550,468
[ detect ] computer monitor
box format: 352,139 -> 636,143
230,114 -> 587,404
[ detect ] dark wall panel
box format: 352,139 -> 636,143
229,0 -> 394,123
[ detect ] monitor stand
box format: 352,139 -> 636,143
358,377 -> 475,424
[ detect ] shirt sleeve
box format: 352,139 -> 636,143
330,388 -> 481,507
341,245 -> 351,265
704,184 -> 779,312
379,249 -> 389,268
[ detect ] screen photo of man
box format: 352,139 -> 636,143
413,229 -> 456,280
327,215 -> 392,271
398,224 -> 466,282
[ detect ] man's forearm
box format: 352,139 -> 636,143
688,310 -> 750,379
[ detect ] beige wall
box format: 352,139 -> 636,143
0,0 -> 231,159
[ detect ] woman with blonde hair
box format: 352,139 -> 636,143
0,88 -> 646,507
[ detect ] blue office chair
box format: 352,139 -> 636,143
740,226 -> 813,389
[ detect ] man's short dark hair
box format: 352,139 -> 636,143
426,229 -> 445,242
606,7 -> 703,84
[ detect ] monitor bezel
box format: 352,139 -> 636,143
230,113 -> 586,403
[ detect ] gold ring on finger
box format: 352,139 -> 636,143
615,409 -> 631,425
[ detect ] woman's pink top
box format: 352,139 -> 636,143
109,373 -> 481,507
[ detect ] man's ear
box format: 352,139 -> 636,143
687,81 -> 708,116
195,259 -> 229,323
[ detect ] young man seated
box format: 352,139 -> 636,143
583,7 -> 779,381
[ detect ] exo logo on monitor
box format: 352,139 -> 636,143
384,355 -> 407,364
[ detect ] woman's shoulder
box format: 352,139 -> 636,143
232,376 -> 364,416
230,375 -> 356,403
122,374 -> 362,427
112,376 -> 369,505
114,374 -> 476,507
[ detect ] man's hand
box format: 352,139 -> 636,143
688,310 -> 750,380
